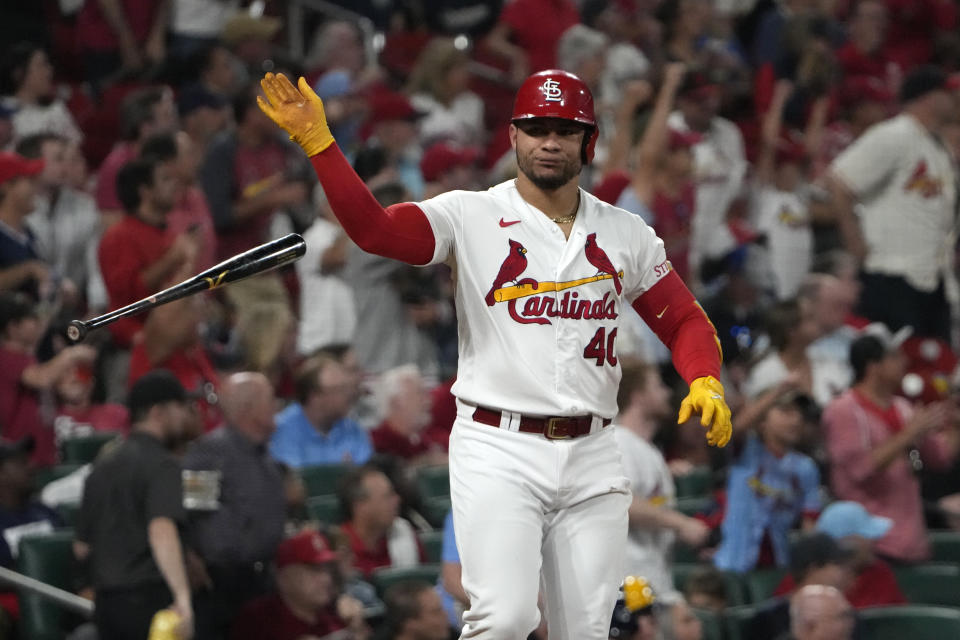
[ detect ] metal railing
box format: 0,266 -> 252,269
0,565 -> 94,617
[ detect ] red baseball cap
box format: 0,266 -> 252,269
0,152 -> 43,185
420,142 -> 480,182
367,91 -> 423,124
275,531 -> 337,568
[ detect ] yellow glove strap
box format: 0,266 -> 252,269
292,119 -> 335,157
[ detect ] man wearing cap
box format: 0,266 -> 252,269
0,151 -> 49,300
230,530 -> 366,640
773,501 -> 906,608
75,370 -> 196,640
823,325 -> 959,562
827,65 -> 960,340
421,141 -> 481,200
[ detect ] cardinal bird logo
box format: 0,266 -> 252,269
485,239 -> 529,306
584,233 -> 622,295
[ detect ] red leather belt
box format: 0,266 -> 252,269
471,406 -> 610,439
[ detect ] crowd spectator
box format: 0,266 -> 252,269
95,86 -> 178,224
827,65 -> 960,340
835,0 -> 898,88
0,437 -> 62,569
824,326 -> 959,562
271,356 -> 373,468
656,596 -> 704,640
168,0 -> 241,61
371,365 -> 446,465
18,133 -> 100,308
52,361 -> 129,447
76,0 -> 170,91
233,301 -> 297,391
0,42 -> 82,144
615,361 -> 708,601
557,25 -> 609,94
774,500 -> 905,608
230,529 -> 368,640
75,370 -> 196,640
682,566 -> 729,613
0,292 -> 97,465
486,0 -> 579,80
381,579 -> 454,640
0,151 -> 48,299
296,195 -> 357,357
359,95 -> 426,199
787,584 -> 855,640
748,533 -> 855,639
714,392 -> 821,573
407,38 -> 485,147
191,44 -> 242,99
420,141 -> 481,200
183,372 -> 286,639
338,464 -> 425,577
668,70 -> 747,280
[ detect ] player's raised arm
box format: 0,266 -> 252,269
631,269 -> 732,447
257,72 -> 435,265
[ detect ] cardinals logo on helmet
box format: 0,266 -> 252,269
542,78 -> 562,102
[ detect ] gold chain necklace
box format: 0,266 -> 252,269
549,193 -> 580,224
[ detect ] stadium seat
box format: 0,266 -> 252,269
299,464 -> 351,497
34,464 -> 83,491
929,530 -> 960,564
858,605 -> 960,640
16,530 -> 78,640
371,563 -> 442,596
675,496 -> 712,518
416,465 -> 450,499
893,563 -> 960,607
722,604 -> 757,640
56,502 -> 81,528
306,495 -> 345,525
674,466 -> 713,498
672,563 -> 747,606
673,541 -> 700,564
422,496 -> 451,529
60,432 -> 121,464
692,607 -> 723,640
743,567 -> 788,604
418,530 -> 444,563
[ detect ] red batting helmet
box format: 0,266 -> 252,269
511,69 -> 599,164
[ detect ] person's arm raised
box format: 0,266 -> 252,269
258,73 -> 435,266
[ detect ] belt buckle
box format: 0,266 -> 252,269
545,417 -> 571,440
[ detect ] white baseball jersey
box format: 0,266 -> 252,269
418,180 -> 671,418
831,113 -> 958,292
751,184 -> 813,300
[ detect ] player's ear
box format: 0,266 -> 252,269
508,123 -> 518,151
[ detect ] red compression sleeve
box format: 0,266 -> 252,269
309,144 -> 436,265
631,270 -> 722,383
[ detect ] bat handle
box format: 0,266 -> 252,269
67,320 -> 89,343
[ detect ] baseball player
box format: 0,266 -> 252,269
258,69 -> 732,640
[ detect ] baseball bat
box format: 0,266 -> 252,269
66,233 -> 306,343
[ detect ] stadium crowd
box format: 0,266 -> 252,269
2,0 -> 960,638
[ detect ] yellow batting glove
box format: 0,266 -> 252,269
678,375 -> 733,448
257,72 -> 334,157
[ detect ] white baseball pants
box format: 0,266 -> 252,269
449,406 -> 631,640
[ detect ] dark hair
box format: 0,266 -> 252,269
120,87 -> 168,142
790,532 -> 850,582
0,291 -> 36,335
232,83 -> 261,124
337,464 -> 386,521
352,145 -> 390,183
294,355 -> 339,404
683,565 -> 728,604
0,42 -> 43,95
764,299 -> 803,352
127,369 -> 187,424
116,158 -> 158,214
617,359 -> 653,414
139,133 -> 178,164
371,182 -> 407,208
850,335 -> 887,382
383,580 -> 434,634
15,132 -> 63,159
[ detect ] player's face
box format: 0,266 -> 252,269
511,118 -> 584,191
